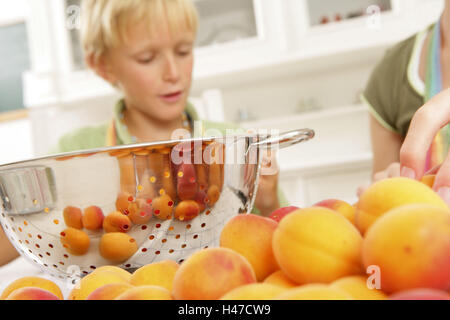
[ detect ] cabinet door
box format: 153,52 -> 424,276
195,0 -> 259,48
303,167 -> 372,206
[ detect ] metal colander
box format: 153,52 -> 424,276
0,129 -> 314,280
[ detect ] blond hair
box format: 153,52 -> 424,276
81,0 -> 198,64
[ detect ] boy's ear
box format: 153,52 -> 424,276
85,53 -> 117,85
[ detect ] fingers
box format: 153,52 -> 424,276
400,89 -> 450,179
356,182 -> 370,198
358,163 -> 401,199
433,152 -> 450,206
373,162 -> 401,182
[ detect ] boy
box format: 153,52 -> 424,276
0,0 -> 288,267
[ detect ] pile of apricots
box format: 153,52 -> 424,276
2,176 -> 449,300
58,142 -> 224,263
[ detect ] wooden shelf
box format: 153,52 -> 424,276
0,109 -> 28,123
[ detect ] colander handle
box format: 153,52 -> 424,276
249,128 -> 315,151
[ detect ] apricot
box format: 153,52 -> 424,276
172,247 -> 257,300
362,204 -> 450,293
115,285 -> 173,300
207,143 -> 224,190
86,283 -> 134,300
177,163 -> 198,201
99,233 -> 138,263
220,214 -> 279,281
69,270 -> 130,300
63,206 -> 83,229
174,200 -> 200,221
92,266 -> 132,282
206,184 -> 220,206
390,289 -> 450,300
130,260 -> 179,291
314,199 -> 356,224
60,227 -> 90,256
6,287 -> 59,300
157,153 -> 177,201
194,190 -> 207,212
220,283 -> 286,300
103,211 -> 132,233
115,191 -> 132,215
82,205 -> 104,230
118,154 -> 136,195
275,284 -> 353,300
151,194 -> 174,220
420,175 -> 436,188
330,276 -> 387,300
195,163 -> 208,192
263,270 -> 299,289
356,177 -> 448,234
127,199 -> 153,225
269,206 -> 299,223
1,276 -> 63,300
272,208 -> 364,285
135,155 -> 156,200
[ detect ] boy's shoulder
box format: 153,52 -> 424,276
50,123 -> 109,154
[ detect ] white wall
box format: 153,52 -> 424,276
0,118 -> 33,164
0,0 -> 28,26
0,0 -> 33,165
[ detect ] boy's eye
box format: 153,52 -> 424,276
137,55 -> 154,64
177,46 -> 192,56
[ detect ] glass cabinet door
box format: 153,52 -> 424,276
306,0 -> 392,27
194,0 -> 259,47
66,0 -> 84,70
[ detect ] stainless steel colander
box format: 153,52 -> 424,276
0,129 -> 314,280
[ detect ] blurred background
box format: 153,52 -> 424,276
0,0 -> 445,206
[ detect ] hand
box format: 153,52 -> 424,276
254,150 -> 280,216
357,162 -> 401,197
399,88 -> 450,206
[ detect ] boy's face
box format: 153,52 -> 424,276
102,19 -> 195,122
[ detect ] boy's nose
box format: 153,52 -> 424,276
162,54 -> 180,83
